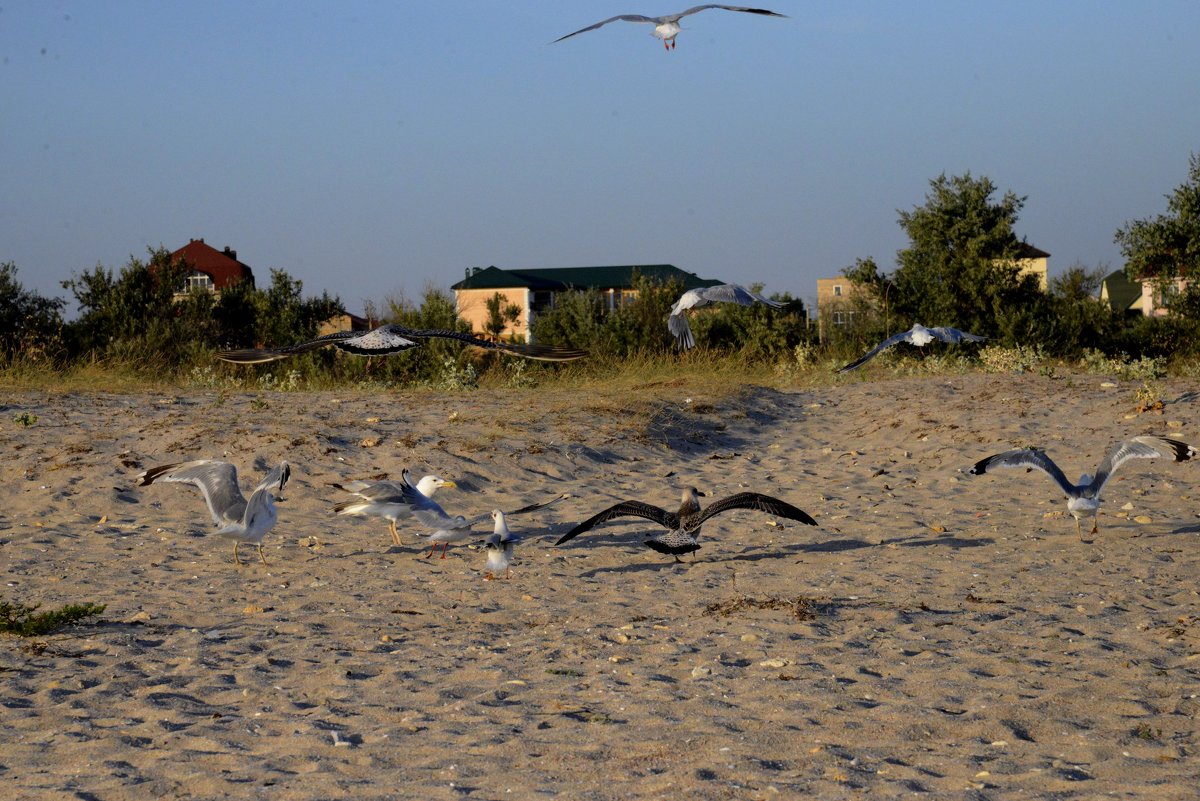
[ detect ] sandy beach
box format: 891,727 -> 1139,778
3,372 -> 1199,799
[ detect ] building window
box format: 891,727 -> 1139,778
832,310 -> 856,327
833,285 -> 842,296
186,272 -> 214,293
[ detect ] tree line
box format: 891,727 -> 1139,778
3,155 -> 1199,382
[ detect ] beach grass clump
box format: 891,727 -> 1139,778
0,599 -> 106,637
1078,349 -> 1167,381
978,344 -> 1045,374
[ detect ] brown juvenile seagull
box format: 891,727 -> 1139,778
555,486 -> 816,561
216,324 -> 587,364
968,435 -> 1196,541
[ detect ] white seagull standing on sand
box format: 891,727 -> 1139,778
216,324 -> 586,364
556,486 -> 817,561
330,469 -> 457,546
838,324 -> 987,373
968,436 -> 1196,541
483,510 -> 519,580
136,459 -> 291,565
554,5 -> 787,51
668,284 -> 783,349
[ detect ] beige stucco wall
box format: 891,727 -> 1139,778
454,288 -> 531,341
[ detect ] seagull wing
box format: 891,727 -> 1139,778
1091,436 -> 1197,494
673,5 -> 789,22
929,326 -> 988,344
968,449 -> 1077,497
698,283 -> 784,308
216,330 -> 382,364
837,330 -> 914,373
460,494 -> 569,528
668,311 -> 696,349
553,14 -> 659,43
218,324 -> 587,363
555,501 -> 678,545
136,460 -> 246,526
694,492 -> 817,526
253,461 -> 291,496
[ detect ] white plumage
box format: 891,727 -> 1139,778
668,283 -> 783,349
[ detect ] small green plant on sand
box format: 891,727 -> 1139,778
12,411 -> 37,427
0,599 -> 106,637
1134,382 -> 1165,414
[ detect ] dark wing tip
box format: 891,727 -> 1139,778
967,458 -> 990,476
216,349 -> 289,364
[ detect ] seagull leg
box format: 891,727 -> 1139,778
232,542 -> 244,566
425,543 -> 436,559
439,542 -> 449,559
389,520 -> 401,546
257,543 -> 268,565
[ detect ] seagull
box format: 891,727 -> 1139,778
483,510 -> 519,580
555,486 -> 817,561
968,436 -> 1196,541
216,324 -> 587,364
136,459 -> 291,565
330,470 -> 457,546
554,5 -> 787,51
668,283 -> 784,349
837,324 -> 987,373
398,483 -> 567,559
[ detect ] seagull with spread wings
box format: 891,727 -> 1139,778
668,283 -> 784,349
330,469 -> 457,546
395,482 -> 567,559
968,436 -> 1196,541
554,5 -> 787,51
555,486 -> 816,561
838,324 -> 987,373
217,324 -> 587,364
136,459 -> 291,565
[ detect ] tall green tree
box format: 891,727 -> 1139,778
0,262 -> 65,362
890,173 -> 1040,337
1116,153 -> 1200,284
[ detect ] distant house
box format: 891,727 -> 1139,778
167,238 -> 255,296
451,264 -> 724,342
815,277 -> 869,343
1004,242 -> 1052,291
1099,270 -> 1143,316
317,311 -> 372,337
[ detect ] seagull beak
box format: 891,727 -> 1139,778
441,480 -> 458,489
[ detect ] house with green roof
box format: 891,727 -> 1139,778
451,264 -> 724,342
1100,269 -> 1145,316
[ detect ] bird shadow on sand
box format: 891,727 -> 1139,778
568,531 -> 993,576
1167,523 -> 1200,535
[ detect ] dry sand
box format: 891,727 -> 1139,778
2,372 -> 1199,799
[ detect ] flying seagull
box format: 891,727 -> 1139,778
555,486 -> 817,561
838,324 -> 987,373
330,469 -> 457,546
554,5 -> 787,51
398,482 -> 567,559
968,436 -> 1196,541
483,510 -> 519,580
216,324 -> 587,364
668,283 -> 784,349
136,459 -> 291,565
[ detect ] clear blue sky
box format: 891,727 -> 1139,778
4,1 -> 1199,316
